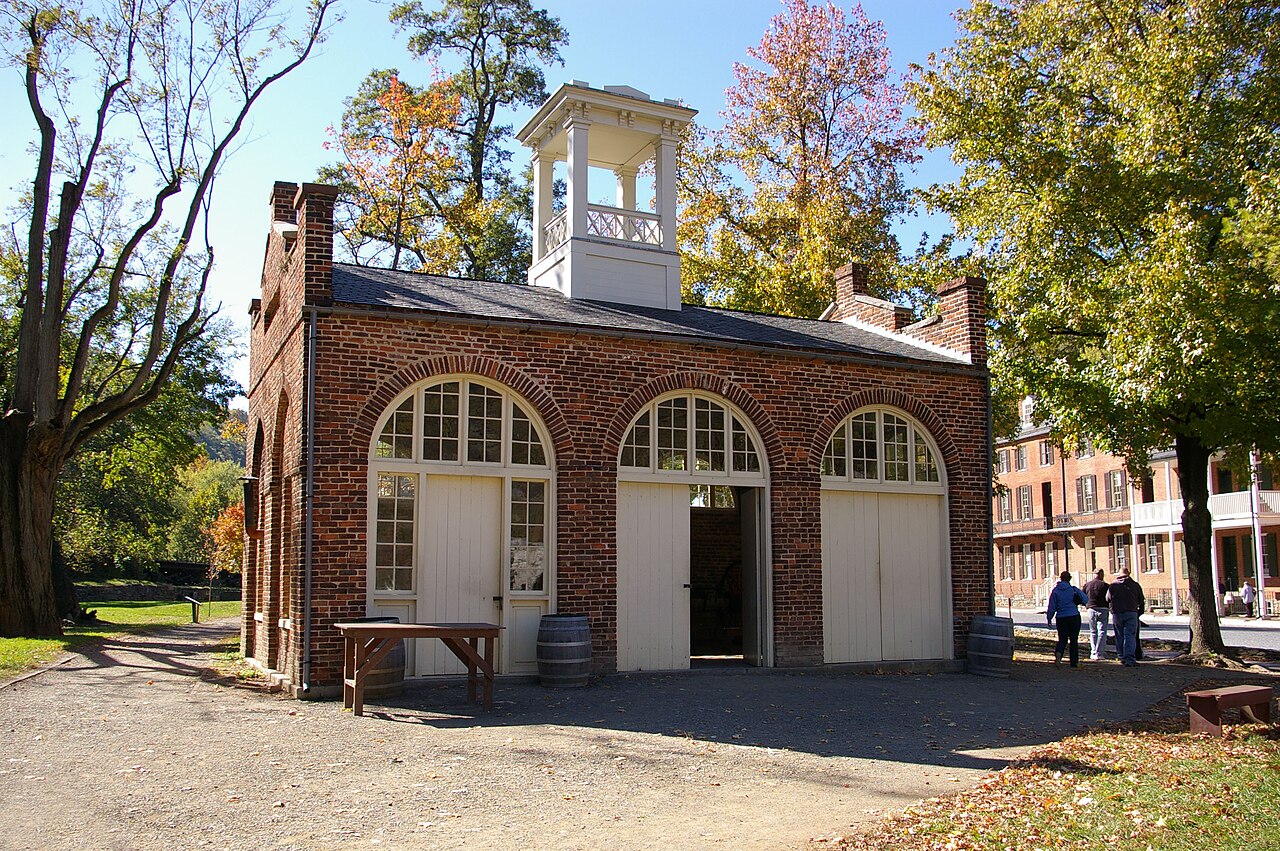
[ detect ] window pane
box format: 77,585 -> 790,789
510,404 -> 547,466
732,418 -> 761,474
657,398 -> 688,471
467,384 -> 503,463
621,411 -> 652,469
376,397 -> 414,459
422,382 -> 460,461
822,425 -> 847,477
693,397 -> 726,472
883,414 -> 909,482
510,479 -> 547,592
914,433 -> 939,483
849,413 -> 877,479
375,473 -> 415,593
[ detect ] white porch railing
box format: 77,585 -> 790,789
1131,490 -> 1280,533
542,204 -> 662,252
586,203 -> 661,244
544,210 -> 568,251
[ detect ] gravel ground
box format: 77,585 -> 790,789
0,619 -> 1267,850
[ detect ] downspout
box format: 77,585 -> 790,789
986,372 -> 995,616
301,307 -> 317,693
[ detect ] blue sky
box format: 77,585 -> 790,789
0,0 -> 967,392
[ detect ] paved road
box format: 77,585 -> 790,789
1010,609 -> 1280,653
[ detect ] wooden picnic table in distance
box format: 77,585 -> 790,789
335,622 -> 501,716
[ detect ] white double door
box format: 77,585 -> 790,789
821,490 -> 949,663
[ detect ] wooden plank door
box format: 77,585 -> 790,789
821,490 -> 883,663
617,482 -> 691,671
878,493 -> 947,660
418,474 -> 503,675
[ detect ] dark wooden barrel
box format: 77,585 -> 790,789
350,616 -> 405,698
966,615 -> 1014,678
537,614 -> 591,688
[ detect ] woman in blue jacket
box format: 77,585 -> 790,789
1046,570 -> 1087,667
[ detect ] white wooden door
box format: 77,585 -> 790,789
821,491 -> 883,662
617,482 -> 691,671
822,490 -> 948,663
879,493 -> 946,660
417,474 -> 503,675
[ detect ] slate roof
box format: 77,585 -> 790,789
330,263 -> 969,367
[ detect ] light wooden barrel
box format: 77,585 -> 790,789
351,616 -> 405,698
537,614 -> 592,688
966,615 -> 1014,678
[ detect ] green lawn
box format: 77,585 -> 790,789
0,600 -> 240,680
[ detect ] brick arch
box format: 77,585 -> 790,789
353,354 -> 574,462
810,388 -> 961,476
606,371 -> 784,473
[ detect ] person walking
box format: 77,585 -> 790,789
1108,567 -> 1145,667
1081,568 -> 1110,661
1046,570 -> 1087,667
1241,580 -> 1257,618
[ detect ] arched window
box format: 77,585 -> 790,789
618,391 -> 766,482
373,377 -> 550,469
821,407 -> 943,490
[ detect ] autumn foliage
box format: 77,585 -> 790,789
679,0 -> 919,317
205,502 -> 245,577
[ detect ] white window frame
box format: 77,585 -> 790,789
821,406 -> 947,494
1015,444 -> 1027,472
1017,485 -> 1032,521
1039,440 -> 1055,467
618,391 -> 767,486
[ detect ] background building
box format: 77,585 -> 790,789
993,401 -> 1279,615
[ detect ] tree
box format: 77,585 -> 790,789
206,502 -> 245,578
385,0 -> 567,282
678,0 -> 920,317
0,0 -> 333,637
912,0 -> 1280,656
320,70 -> 465,271
55,338 -> 236,578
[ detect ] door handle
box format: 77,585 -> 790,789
492,595 -> 504,604
682,583 -> 691,589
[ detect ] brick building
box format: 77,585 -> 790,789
244,83 -> 993,696
993,400 -> 1279,615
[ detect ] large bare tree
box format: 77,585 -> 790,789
0,0 -> 334,637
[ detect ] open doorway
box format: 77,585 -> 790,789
690,485 -> 766,665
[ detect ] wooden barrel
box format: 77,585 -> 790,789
350,616 -> 405,698
966,615 -> 1014,678
537,614 -> 591,688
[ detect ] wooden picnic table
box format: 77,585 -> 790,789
335,621 -> 501,716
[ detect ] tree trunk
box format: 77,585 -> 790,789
1176,432 -> 1227,655
0,412 -> 64,637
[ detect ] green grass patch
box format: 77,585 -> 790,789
836,725 -> 1280,849
0,599 -> 240,680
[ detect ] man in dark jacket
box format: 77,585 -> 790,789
1108,567 -> 1145,667
1082,568 -> 1110,661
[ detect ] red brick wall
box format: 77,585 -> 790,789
247,189 -> 993,693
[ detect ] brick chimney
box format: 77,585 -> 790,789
293,183 -> 339,307
904,276 -> 987,366
826,263 -> 914,332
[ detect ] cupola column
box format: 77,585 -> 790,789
564,106 -> 591,240
531,147 -> 554,262
655,125 -> 678,252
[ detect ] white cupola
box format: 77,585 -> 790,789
516,82 -> 697,311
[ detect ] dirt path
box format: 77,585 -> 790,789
0,621 -> 1260,850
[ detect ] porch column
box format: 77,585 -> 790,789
615,166 -> 638,210
565,106 -> 591,239
655,125 -> 678,251
532,148 -> 554,262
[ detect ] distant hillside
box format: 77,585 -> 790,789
196,408 -> 247,466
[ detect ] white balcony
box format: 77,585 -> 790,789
1130,490 -> 1280,534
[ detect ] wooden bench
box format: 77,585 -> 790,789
336,622 -> 500,717
1185,685 -> 1274,736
